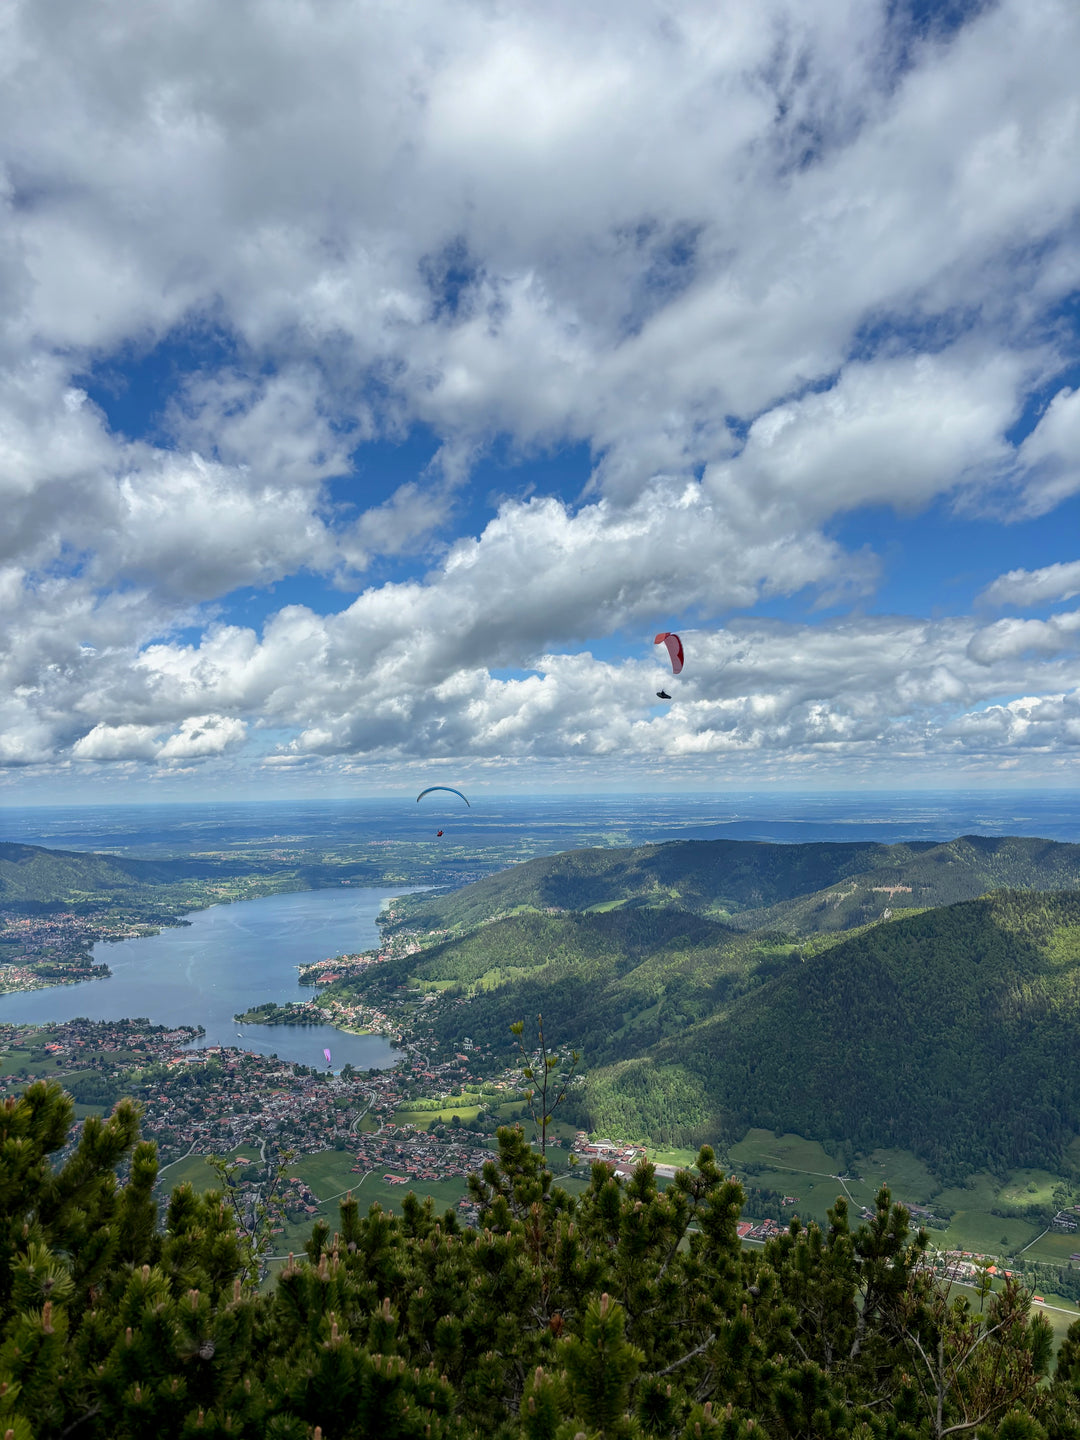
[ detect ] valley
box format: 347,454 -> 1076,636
8,822 -> 1080,1326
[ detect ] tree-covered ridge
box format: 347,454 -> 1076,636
729,836 -> 1080,936
388,834 -> 1080,939
3,1077 -> 1078,1440
347,881 -> 1080,1177
662,891 -> 1080,1177
335,905 -> 781,1102
386,838 -> 899,933
0,841 -> 209,906
569,891 -> 1080,1176
0,841 -> 406,911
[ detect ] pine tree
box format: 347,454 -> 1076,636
0,1079 -> 1070,1439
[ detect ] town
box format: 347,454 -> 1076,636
7,1008 -> 1079,1325
0,911 -> 122,990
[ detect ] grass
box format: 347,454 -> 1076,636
72,1101 -> 107,1119
158,1154 -> 220,1193
395,1104 -> 482,1128
1023,1232 -> 1080,1264
1,1053 -> 82,1080
0,1042 -> 146,1080
155,1144 -> 262,1194
862,1148 -> 940,1205
933,1209 -> 1042,1256
291,1150 -> 368,1201
728,1129 -> 842,1177
998,1169 -> 1062,1207
934,1173 -> 1003,1214
717,1130 -> 1080,1261
646,1144 -> 704,1170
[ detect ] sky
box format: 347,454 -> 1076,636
2,0 -> 1080,802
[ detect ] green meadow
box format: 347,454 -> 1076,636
721,1128 -> 1080,1268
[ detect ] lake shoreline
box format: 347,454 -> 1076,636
0,886 -> 415,1073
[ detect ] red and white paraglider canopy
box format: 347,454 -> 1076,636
654,632 -> 684,675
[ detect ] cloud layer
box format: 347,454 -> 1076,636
1,0 -> 1079,788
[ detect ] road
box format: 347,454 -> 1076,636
157,1140 -> 199,1174
314,1169 -> 373,1206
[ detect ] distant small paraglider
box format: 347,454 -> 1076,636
654,632 -> 684,674
436,830 -> 443,837
416,786 -> 470,807
656,690 -> 671,700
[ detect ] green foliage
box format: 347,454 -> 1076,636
666,891 -> 1080,1178
381,889 -> 1080,1178
344,836 -> 1080,1179
0,1082 -> 1077,1438
388,834 -> 1080,938
205,1143 -> 298,1292
512,1014 -> 579,1157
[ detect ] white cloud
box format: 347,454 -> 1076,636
0,0 -> 1078,785
156,714 -> 246,759
18,583 -> 1080,777
965,611 -> 1080,665
1012,388 -> 1080,515
72,714 -> 245,762
705,349 -> 1025,521
979,559 -> 1080,608
2,0 -> 1077,533
72,723 -> 161,762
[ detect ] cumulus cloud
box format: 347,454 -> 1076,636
1012,388 -> 1080,515
13,578 -> 1080,780
0,0 -> 1079,783
72,714 -> 246,763
980,560 -> 1080,608
71,723 -> 162,762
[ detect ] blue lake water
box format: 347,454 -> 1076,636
3,791 -> 1080,1067
0,888 -> 411,1072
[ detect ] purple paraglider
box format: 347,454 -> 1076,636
323,1048 -> 332,1068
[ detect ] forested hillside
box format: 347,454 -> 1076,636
730,834 -> 1080,934
571,891 -> 1080,1176
343,837 -> 1080,1176
390,832 -> 1080,937
0,839 -> 423,918
386,837 -> 897,931
671,891 -> 1080,1173
0,841 -> 213,905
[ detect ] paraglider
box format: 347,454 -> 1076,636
323,1048 -> 332,1068
654,632 -> 684,674
416,786 -> 470,807
418,786 -> 469,837
654,632 -> 684,701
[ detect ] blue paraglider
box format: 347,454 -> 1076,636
416,786 -> 470,807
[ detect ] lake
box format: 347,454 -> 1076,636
0,887 -> 413,1071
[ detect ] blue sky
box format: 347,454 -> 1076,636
1,0 -> 1079,802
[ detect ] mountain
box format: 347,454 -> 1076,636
0,840 -> 416,915
388,833 -> 1080,937
384,837 -> 900,932
0,841 -> 213,904
729,834 -> 1080,934
351,834 -> 1080,1176
662,889 -> 1080,1173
